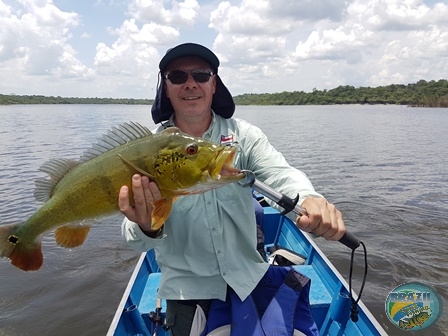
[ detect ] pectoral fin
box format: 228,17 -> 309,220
151,198 -> 173,230
55,225 -> 91,248
118,154 -> 155,180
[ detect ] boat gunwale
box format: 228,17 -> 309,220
107,252 -> 147,336
279,217 -> 387,335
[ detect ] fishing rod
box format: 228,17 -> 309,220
238,170 -> 360,250
149,298 -> 167,335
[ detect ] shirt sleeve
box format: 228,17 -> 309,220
121,217 -> 166,252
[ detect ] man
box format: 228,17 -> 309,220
119,42 -> 345,335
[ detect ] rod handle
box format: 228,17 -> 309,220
339,231 -> 360,250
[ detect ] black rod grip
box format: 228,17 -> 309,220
339,231 -> 360,250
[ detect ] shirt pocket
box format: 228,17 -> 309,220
215,185 -> 241,205
170,195 -> 197,213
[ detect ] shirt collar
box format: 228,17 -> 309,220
162,110 -> 217,136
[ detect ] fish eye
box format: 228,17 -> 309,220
186,144 -> 198,155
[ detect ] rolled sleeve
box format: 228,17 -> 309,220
121,217 -> 166,252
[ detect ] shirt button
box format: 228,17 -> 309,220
207,201 -> 211,205
217,250 -> 221,254
222,272 -> 226,276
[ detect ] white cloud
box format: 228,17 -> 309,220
210,0 -> 300,36
0,0 -> 94,96
292,24 -> 373,62
208,0 -> 448,95
89,0 -> 202,97
348,0 -> 448,31
267,0 -> 347,21
94,19 -> 169,76
129,0 -> 200,25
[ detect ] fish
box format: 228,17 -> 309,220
0,122 -> 244,271
398,311 -> 431,329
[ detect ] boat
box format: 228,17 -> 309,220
107,202 -> 387,335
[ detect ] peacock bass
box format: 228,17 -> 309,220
0,122 -> 244,271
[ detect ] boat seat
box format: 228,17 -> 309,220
294,265 -> 332,327
294,265 -> 332,307
138,273 -> 164,314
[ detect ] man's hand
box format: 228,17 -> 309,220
118,174 -> 163,233
296,197 -> 346,240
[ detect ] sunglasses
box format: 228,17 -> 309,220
164,69 -> 214,85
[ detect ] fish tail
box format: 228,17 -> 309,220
0,223 -> 43,271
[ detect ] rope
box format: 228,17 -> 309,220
348,241 -> 368,322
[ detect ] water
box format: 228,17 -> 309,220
0,104 -> 447,335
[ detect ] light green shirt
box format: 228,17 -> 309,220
121,112 -> 322,301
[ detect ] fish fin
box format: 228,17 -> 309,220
81,122 -> 152,162
0,223 -> 43,271
34,159 -> 80,202
55,225 -> 91,248
118,154 -> 156,180
151,198 -> 173,230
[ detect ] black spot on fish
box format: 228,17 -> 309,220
99,176 -> 116,202
8,235 -> 19,244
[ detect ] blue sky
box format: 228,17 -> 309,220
1,0 -> 447,99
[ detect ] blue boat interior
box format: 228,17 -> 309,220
111,205 -> 385,336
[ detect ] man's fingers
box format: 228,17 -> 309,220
141,176 -> 154,204
118,174 -> 163,229
148,181 -> 163,200
132,174 -> 146,208
296,197 -> 346,241
118,185 -> 135,220
297,215 -> 313,232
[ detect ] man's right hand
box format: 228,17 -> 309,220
118,174 -> 163,233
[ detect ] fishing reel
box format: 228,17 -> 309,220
149,298 -> 170,332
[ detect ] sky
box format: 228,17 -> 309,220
1,0 -> 447,99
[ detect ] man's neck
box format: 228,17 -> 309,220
174,113 -> 212,137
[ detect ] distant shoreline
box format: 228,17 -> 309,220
2,79 -> 448,107
0,95 -> 153,106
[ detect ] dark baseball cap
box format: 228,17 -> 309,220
159,43 -> 220,72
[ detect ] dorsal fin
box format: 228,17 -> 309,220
34,158 -> 79,202
33,122 -> 152,203
80,121 -> 153,162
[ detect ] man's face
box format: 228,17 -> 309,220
164,56 -> 216,120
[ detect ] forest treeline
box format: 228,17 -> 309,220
234,79 -> 448,107
0,95 -> 153,105
1,79 -> 448,107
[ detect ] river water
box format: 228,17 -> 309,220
0,104 -> 446,335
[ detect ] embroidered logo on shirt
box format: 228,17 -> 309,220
220,134 -> 234,146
